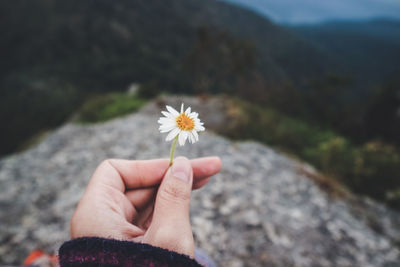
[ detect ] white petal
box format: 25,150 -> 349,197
161,111 -> 174,118
195,125 -> 205,131
158,117 -> 173,124
191,130 -> 199,141
185,107 -> 191,115
159,124 -> 176,133
180,103 -> 184,113
158,120 -> 176,129
178,131 -> 188,146
166,105 -> 179,117
189,112 -> 198,119
159,121 -> 175,128
189,132 -> 196,143
166,128 -> 180,141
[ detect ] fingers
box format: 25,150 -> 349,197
126,175 -> 212,210
190,156 -> 222,180
97,159 -> 169,191
70,193 -> 144,240
132,203 -> 154,230
193,177 -> 211,190
125,187 -> 157,211
191,156 -> 221,190
92,157 -> 221,191
142,157 -> 195,257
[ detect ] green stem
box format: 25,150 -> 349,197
169,136 -> 178,166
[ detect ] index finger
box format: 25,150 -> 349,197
91,157 -> 221,191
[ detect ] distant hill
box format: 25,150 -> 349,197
222,0 -> 400,24
0,0 -> 329,156
0,0 -> 328,90
290,19 -> 400,88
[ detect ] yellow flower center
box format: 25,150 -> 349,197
176,113 -> 195,131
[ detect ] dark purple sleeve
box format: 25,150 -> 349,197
58,237 -> 202,267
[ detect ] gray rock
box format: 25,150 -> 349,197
0,96 -> 399,266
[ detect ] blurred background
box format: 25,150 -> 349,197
2,0 -> 400,208
1,0 -> 400,265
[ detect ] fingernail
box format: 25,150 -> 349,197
171,157 -> 191,183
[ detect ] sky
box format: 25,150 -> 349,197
223,0 -> 400,24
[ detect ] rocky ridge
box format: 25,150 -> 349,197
0,96 -> 399,266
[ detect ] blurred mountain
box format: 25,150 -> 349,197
0,0 -> 329,157
0,0 -> 330,90
283,19 -> 400,144
290,19 -> 400,89
222,0 -> 400,24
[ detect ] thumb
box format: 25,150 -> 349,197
143,156 -> 195,257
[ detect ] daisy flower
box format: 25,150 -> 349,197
158,103 -> 205,164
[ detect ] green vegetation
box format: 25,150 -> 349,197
224,98 -> 400,209
76,93 -> 146,123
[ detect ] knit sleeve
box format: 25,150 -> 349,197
58,237 -> 202,267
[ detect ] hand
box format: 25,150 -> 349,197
70,156 -> 221,258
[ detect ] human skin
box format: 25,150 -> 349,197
70,156 -> 222,258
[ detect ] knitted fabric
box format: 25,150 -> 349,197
59,237 -> 202,267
